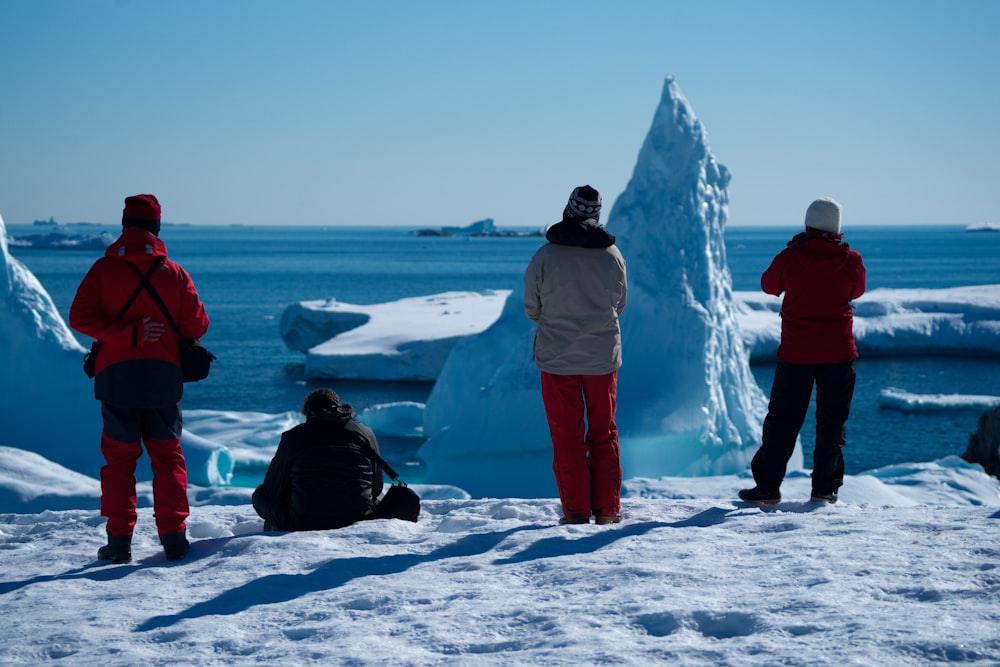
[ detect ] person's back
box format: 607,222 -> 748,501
762,228 -> 866,365
69,193 -> 210,563
72,225 -> 209,406
286,415 -> 381,530
525,215 -> 626,376
740,197 -> 866,507
253,389 -> 384,531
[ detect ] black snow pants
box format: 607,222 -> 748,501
750,360 -> 856,495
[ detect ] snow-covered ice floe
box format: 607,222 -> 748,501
736,285 -> 1000,362
280,290 -> 511,381
878,387 -> 1000,412
283,285 -> 1000,379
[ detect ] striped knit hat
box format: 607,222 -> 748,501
563,185 -> 602,222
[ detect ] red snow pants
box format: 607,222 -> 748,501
100,403 -> 189,537
540,371 -> 622,520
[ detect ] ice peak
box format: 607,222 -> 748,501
607,77 -> 769,471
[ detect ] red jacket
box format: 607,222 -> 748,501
761,229 -> 866,365
70,227 -> 210,407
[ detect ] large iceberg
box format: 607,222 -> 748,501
0,213 -> 234,485
420,77 -> 776,497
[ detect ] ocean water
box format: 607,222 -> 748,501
8,223 -> 1000,479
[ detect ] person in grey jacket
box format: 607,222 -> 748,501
524,185 -> 628,525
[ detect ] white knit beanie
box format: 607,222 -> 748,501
804,197 -> 842,234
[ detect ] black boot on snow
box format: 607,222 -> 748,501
160,532 -> 190,561
738,487 -> 781,505
97,535 -> 132,564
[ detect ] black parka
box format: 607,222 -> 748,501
252,405 -> 384,531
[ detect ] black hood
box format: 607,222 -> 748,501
788,228 -> 848,249
545,219 -> 616,249
304,403 -> 357,426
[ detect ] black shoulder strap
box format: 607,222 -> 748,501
124,259 -> 181,335
114,257 -> 165,320
354,436 -> 407,486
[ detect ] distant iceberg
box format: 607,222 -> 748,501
966,223 -> 1000,232
8,222 -> 114,250
444,218 -> 494,235
415,218 -> 543,237
415,218 -> 495,236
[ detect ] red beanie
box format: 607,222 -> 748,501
122,194 -> 161,234
123,194 -> 160,220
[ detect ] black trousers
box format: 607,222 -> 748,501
750,360 -> 856,494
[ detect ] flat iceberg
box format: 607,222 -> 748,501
280,290 -> 510,381
281,284 -> 1000,381
878,388 -> 1000,412
738,285 -> 1000,361
8,229 -> 114,250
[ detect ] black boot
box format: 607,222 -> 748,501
738,486 -> 782,505
160,532 -> 190,561
810,490 -> 839,504
97,534 -> 132,564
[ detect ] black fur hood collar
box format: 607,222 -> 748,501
545,219 -> 616,249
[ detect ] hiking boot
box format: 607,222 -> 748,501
97,535 -> 132,564
595,514 -> 622,525
810,491 -> 839,504
559,515 -> 590,525
738,487 -> 781,505
160,532 -> 190,561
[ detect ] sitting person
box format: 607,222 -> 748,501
252,388 -> 384,531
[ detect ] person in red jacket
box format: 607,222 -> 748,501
70,194 -> 210,563
739,197 -> 866,506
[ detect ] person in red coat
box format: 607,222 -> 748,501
739,198 -> 866,506
70,194 -> 210,563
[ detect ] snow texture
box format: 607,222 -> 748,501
2,472 -> 1000,665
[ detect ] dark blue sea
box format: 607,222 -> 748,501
8,223 -> 1000,477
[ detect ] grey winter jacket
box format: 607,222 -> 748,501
523,219 -> 627,375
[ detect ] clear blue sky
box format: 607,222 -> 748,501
1,0 -> 998,228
